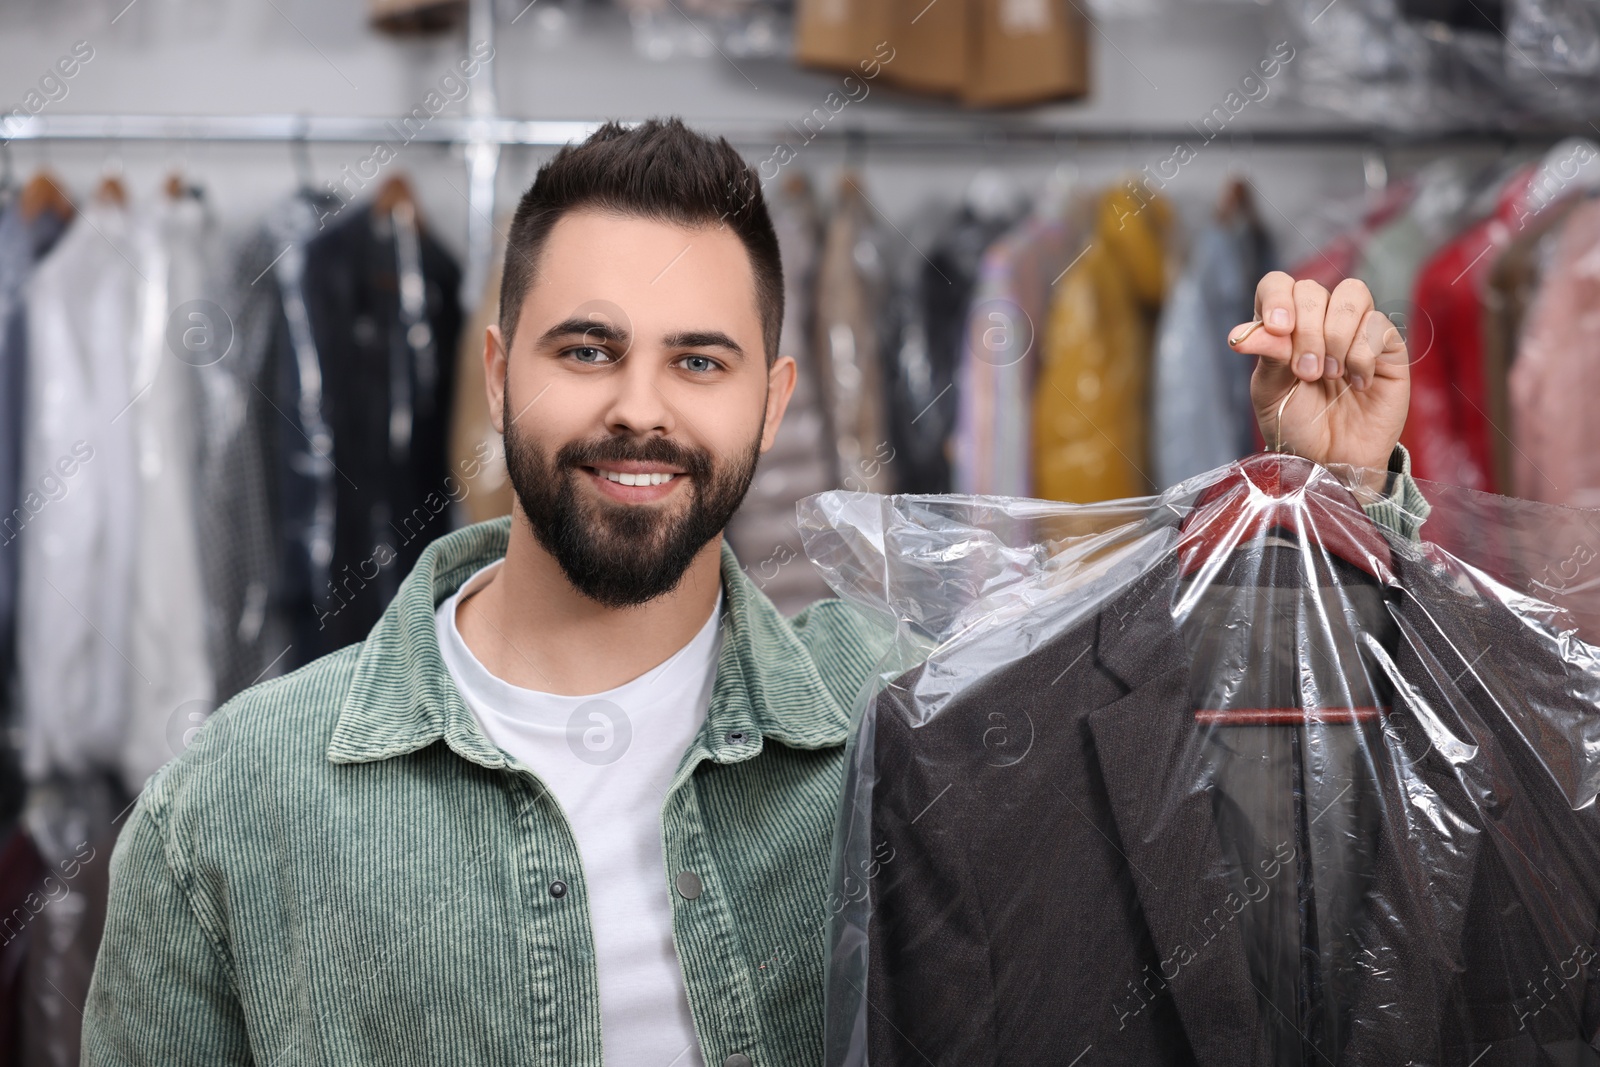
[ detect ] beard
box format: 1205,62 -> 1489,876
502,389 -> 764,608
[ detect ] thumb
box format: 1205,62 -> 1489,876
1229,318 -> 1296,395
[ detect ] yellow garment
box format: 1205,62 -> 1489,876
1032,185 -> 1172,503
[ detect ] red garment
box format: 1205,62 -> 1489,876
1403,164 -> 1540,493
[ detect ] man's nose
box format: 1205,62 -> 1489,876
600,354 -> 676,438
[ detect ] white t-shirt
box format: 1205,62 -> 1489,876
435,559 -> 721,1067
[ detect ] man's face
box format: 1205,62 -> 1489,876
489,208 -> 793,608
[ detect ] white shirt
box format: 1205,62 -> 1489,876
435,560 -> 720,1067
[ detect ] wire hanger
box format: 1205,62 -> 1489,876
374,173 -> 416,217
844,125 -> 866,173
20,168 -> 74,224
0,140 -> 14,202
97,133 -> 127,207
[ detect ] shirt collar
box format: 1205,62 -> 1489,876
326,517 -> 851,768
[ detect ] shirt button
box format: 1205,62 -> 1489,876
675,871 -> 703,899
549,880 -> 568,899
723,1055 -> 752,1067
725,731 -> 747,745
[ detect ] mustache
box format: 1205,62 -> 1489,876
555,435 -> 715,480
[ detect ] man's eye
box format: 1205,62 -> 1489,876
679,355 -> 719,373
567,345 -> 613,364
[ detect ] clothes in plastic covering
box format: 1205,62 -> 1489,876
16,201 -> 142,781
888,200 -> 1018,495
1351,160 -> 1473,313
269,192 -> 344,675
1402,144 -> 1597,504
1509,195 -> 1600,510
814,173 -> 893,495
123,190 -> 217,798
1032,184 -> 1172,503
1281,0 -> 1592,125
1403,161 -> 1541,494
0,199 -> 69,828
725,173 -> 840,615
1482,187 -> 1583,496
1286,182 -> 1417,291
202,192 -> 330,707
802,457 -> 1600,1066
446,212 -> 514,526
952,193 -> 1083,498
1152,206 -> 1274,489
298,199 -> 462,662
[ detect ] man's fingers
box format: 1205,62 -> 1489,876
1254,271 -> 1297,334
1290,279 -> 1330,382
1322,278 -> 1372,381
1357,308 -> 1409,383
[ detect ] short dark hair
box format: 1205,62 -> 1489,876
499,117 -> 782,365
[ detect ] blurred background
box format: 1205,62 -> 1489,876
3,0 -> 1600,1060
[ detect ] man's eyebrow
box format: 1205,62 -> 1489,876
663,330 -> 747,362
537,318 -> 631,348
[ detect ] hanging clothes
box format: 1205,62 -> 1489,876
1032,184 -> 1172,503
122,188 -> 217,796
266,193 -> 344,676
1151,193 -> 1275,489
1403,162 -> 1543,493
1351,161 -> 1472,312
813,173 -> 893,494
1509,196 -> 1600,509
202,192 -> 335,706
951,201 -> 1080,498
724,173 -> 840,615
445,216 -> 513,527
1286,182 -> 1415,289
828,466 -> 1600,1065
888,201 -> 1017,494
16,198 -> 143,781
0,194 -> 70,830
298,195 -> 462,660
1481,192 -> 1584,496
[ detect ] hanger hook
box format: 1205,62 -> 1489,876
292,114 -> 315,191
1273,379 -> 1301,454
844,125 -> 865,171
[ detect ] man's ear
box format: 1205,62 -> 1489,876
760,355 -> 799,453
486,323 -> 509,435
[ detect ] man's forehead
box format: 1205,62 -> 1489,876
520,210 -> 762,339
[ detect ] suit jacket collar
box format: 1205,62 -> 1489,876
326,517 -> 853,769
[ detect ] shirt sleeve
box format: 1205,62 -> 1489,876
81,795 -> 254,1066
1360,443 -> 1431,543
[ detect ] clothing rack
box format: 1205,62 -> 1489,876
3,63 -> 1584,302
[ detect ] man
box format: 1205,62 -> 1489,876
81,118 -> 1418,1066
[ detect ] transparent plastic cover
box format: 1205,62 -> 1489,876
801,455 -> 1600,1065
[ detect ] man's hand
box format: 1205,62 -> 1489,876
1228,273 -> 1409,471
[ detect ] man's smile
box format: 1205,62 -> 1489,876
581,462 -> 688,503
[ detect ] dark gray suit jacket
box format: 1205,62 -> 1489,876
857,544 -> 1600,1066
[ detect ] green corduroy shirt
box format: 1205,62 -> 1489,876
81,452 -> 1430,1067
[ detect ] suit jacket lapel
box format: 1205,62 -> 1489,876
1086,565 -> 1273,1067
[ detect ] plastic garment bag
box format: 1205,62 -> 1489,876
802,455 -> 1600,1066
